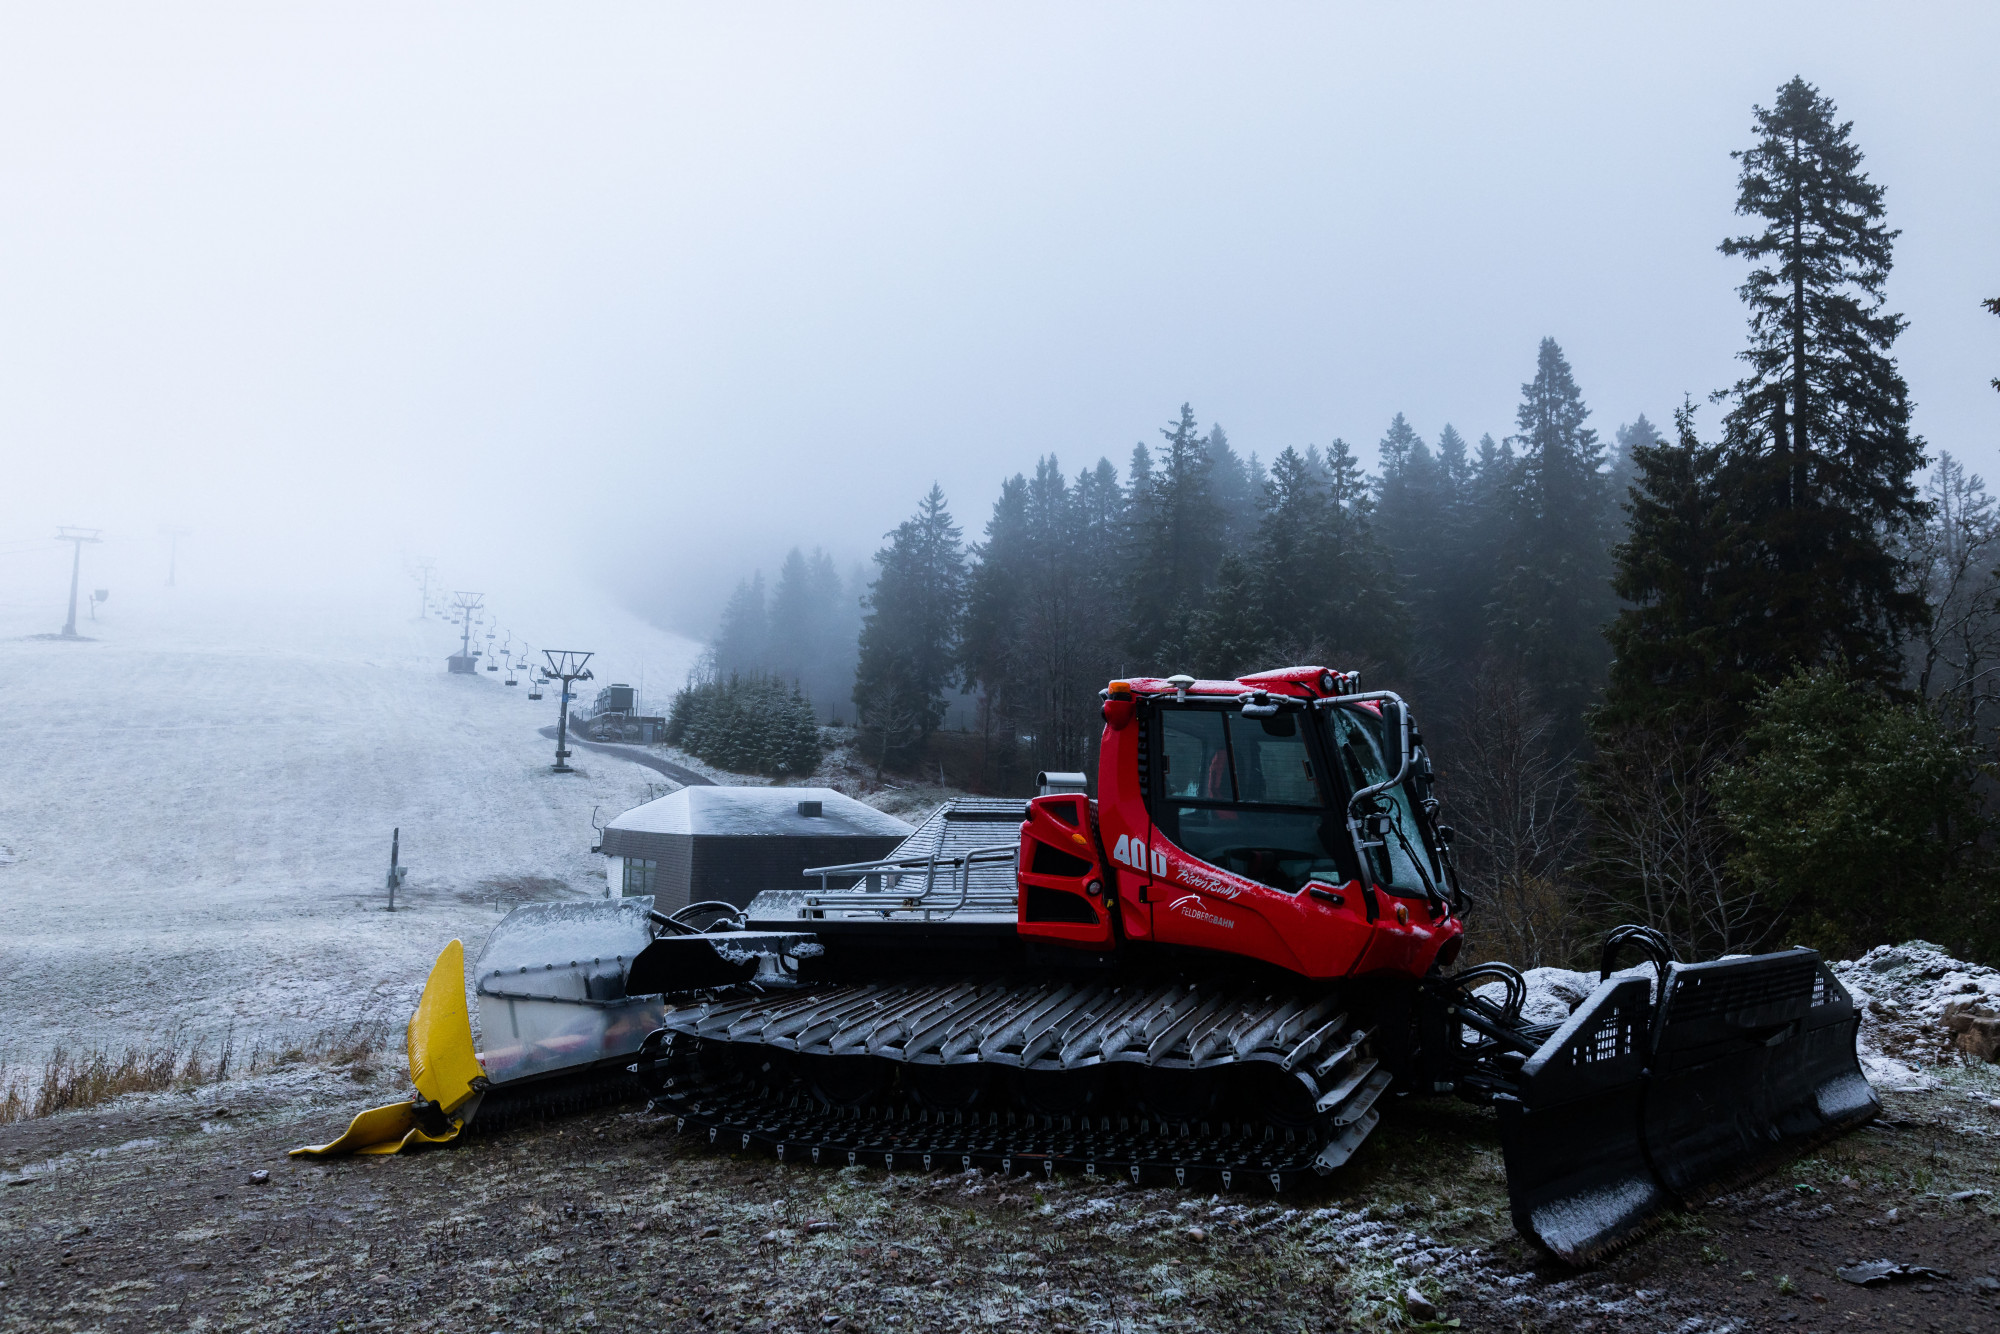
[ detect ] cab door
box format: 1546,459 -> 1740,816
1144,702 -> 1350,973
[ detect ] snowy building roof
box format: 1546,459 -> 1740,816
603,786 -> 913,841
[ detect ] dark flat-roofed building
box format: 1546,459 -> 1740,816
597,785 -> 914,910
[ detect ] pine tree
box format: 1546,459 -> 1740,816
961,473 -> 1030,727
1713,77 -> 1926,688
711,573 -> 768,678
1490,338 -> 1616,738
806,549 -> 854,722
665,673 -> 823,777
1204,424 -> 1260,553
1240,442 -> 1405,671
1610,414 -> 1662,510
765,548 -> 816,687
1423,424 -> 1483,673
1320,438 -> 1408,668
1598,402 -> 1734,727
1375,413 -> 1450,659
1013,456 -> 1099,769
1124,404 -> 1223,669
853,485 -> 967,768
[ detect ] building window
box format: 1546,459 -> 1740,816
623,858 -> 659,897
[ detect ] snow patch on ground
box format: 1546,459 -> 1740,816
1832,940 -> 2000,1091
0,577 -> 698,1076
1473,963 -> 1659,1028
1476,938 -> 1999,1098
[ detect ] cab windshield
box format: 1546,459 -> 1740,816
1323,705 -> 1436,896
1149,705 -> 1347,893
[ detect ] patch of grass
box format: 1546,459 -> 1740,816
0,1031 -> 235,1123
1660,1210 -> 1712,1236
0,1018 -> 388,1126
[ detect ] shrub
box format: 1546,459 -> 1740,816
665,673 -> 824,777
1713,666 -> 1985,956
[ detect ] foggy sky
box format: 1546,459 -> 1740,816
1,4 -> 1995,635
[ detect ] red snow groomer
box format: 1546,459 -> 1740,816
302,667 -> 1877,1265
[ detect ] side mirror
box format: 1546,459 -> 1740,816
1380,700 -> 1409,771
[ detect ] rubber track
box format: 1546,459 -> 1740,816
651,1066 -> 1378,1193
641,976 -> 1393,1192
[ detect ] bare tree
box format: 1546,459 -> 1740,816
1585,719 -> 1765,958
857,679 -> 925,782
1906,452 -> 2000,735
1446,664 -> 1588,968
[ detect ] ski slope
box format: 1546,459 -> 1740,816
0,575 -> 700,1074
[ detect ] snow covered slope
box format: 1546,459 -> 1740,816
0,577 -> 699,1072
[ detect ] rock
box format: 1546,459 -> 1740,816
1836,1259 -> 1950,1286
1973,1277 -> 2000,1293
700,1224 -> 720,1238
821,1315 -> 841,1327
1186,1226 -> 1207,1242
1941,1003 -> 2000,1062
249,1169 -> 270,1186
1403,1287 -> 1437,1322
1870,950 -> 1909,973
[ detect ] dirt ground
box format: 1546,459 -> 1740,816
3,1070 -> 1995,1334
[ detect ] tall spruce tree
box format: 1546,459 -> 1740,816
1235,441 -> 1405,671
1610,415 -> 1662,511
806,549 -> 856,721
1598,403 -> 1735,727
1423,424 -> 1484,674
960,473 -> 1030,738
711,572 -> 768,678
853,485 -> 966,766
1123,404 -> 1224,669
1712,76 -> 1926,687
1490,338 -> 1616,738
765,548 -> 817,686
1376,413 -> 1459,661
1204,424 -> 1260,553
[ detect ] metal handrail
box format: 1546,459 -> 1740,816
799,843 -> 1019,921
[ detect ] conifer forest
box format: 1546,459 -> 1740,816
692,78 -> 2000,970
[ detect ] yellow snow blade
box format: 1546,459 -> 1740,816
289,939 -> 487,1159
289,1099 -> 463,1158
407,938 -> 486,1117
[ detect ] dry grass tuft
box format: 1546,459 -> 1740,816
0,1031 -> 233,1123
0,1019 -> 389,1126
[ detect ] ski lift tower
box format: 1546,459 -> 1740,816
54,527 -> 102,639
447,592 -> 484,673
541,650 -> 594,773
